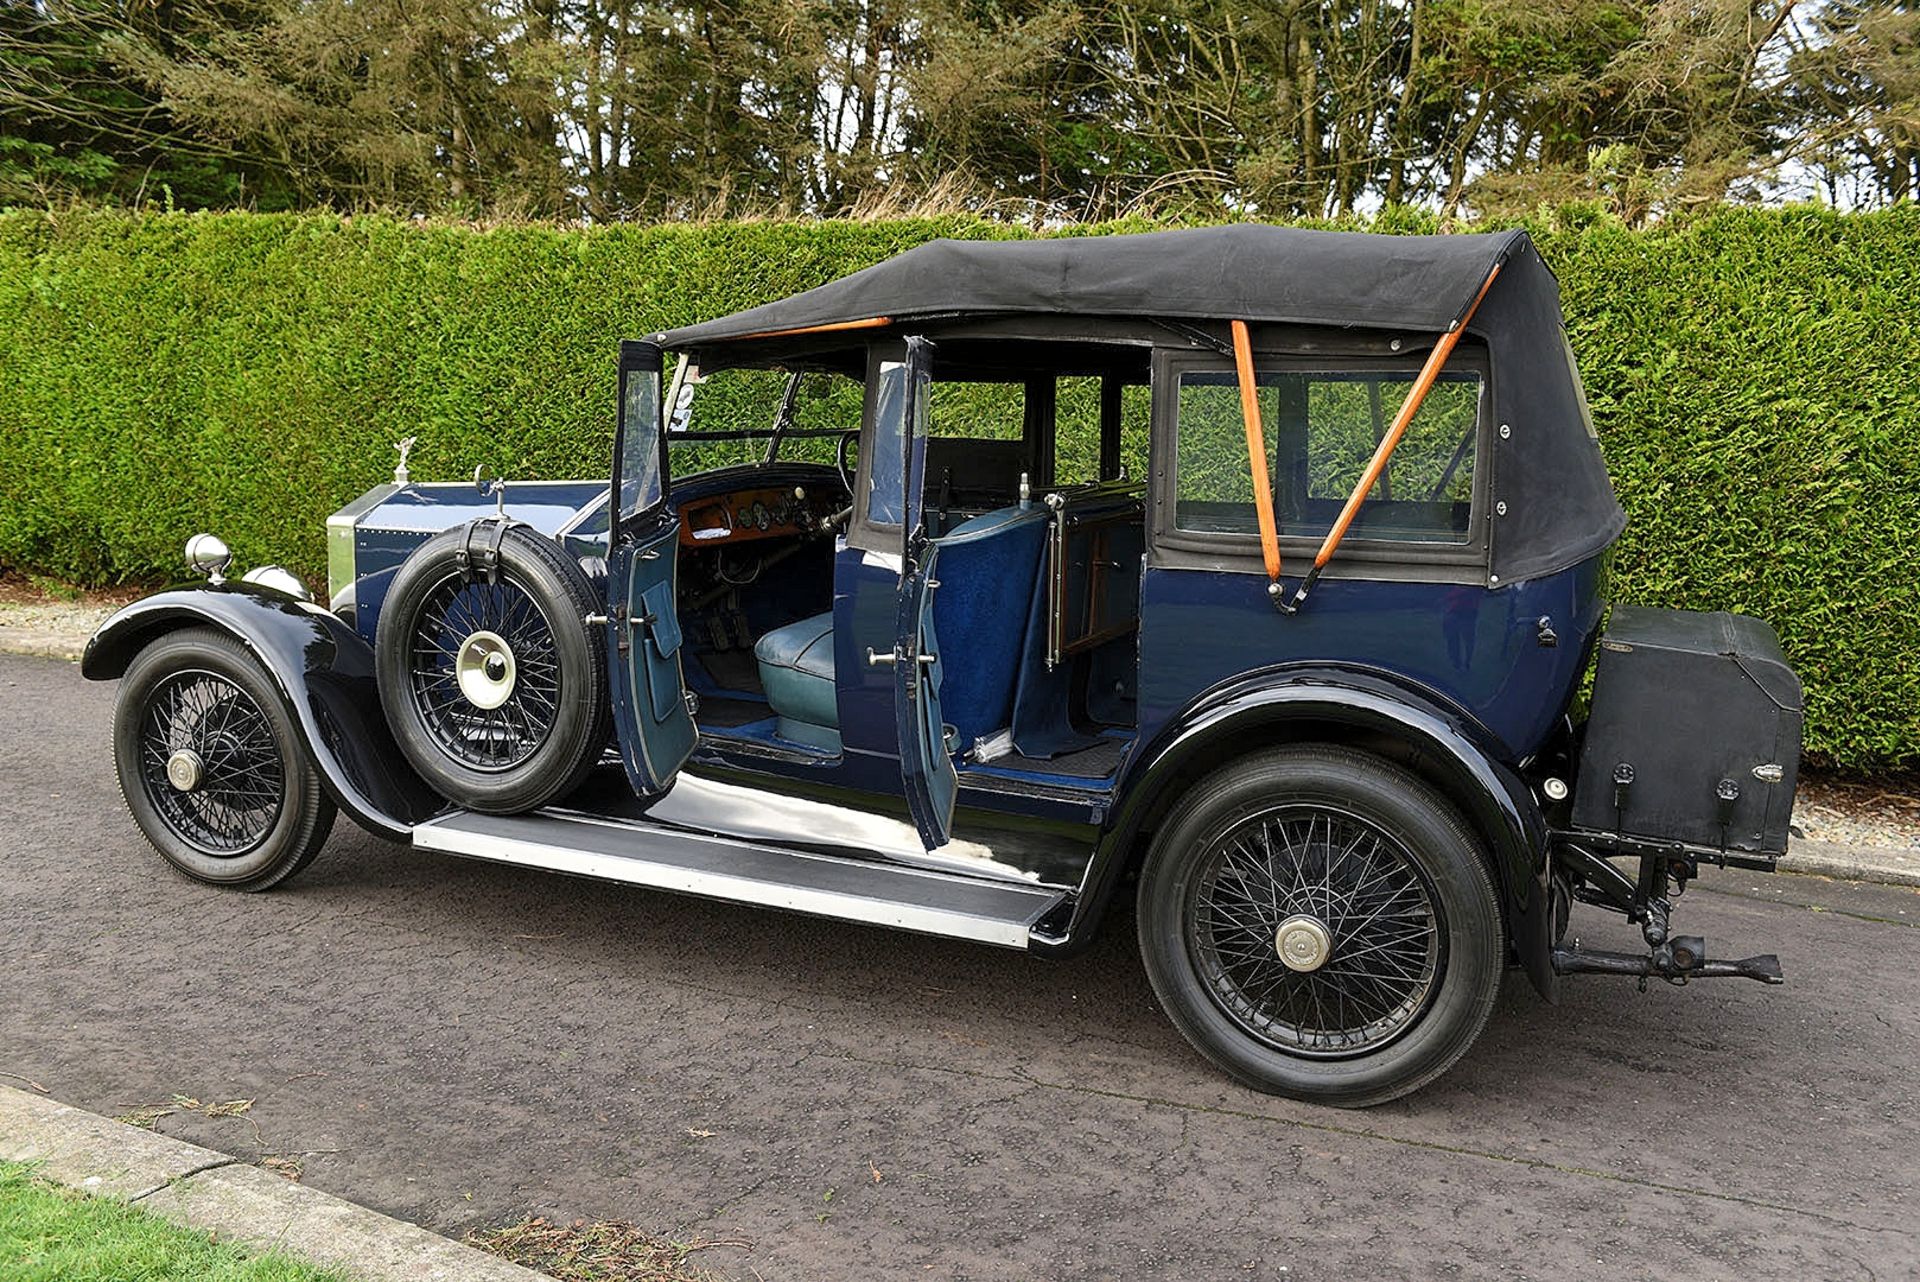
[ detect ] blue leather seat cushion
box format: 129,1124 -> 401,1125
754,611 -> 838,730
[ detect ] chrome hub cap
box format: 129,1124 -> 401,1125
165,749 -> 204,793
454,630 -> 516,710
1275,914 -> 1333,972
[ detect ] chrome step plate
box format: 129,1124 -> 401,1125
412,809 -> 1067,949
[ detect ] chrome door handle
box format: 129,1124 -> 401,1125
866,648 -> 935,668
587,612 -> 651,630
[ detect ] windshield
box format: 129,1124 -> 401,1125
666,365 -> 863,474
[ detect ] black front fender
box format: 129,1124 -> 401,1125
1058,665 -> 1557,1001
82,584 -> 441,840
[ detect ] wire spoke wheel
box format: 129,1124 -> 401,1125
114,629 -> 335,890
137,669 -> 286,857
406,574 -> 563,771
378,523 -> 611,815
1187,804 -> 1444,1058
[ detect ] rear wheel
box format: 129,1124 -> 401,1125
376,521 -> 610,813
1137,745 -> 1503,1107
113,628 -> 335,890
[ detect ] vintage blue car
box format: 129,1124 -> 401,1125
84,226 -> 1802,1105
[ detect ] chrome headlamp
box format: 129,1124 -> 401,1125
184,533 -> 233,584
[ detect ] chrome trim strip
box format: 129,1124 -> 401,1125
354,479 -> 601,491
325,481 -> 401,606
413,812 -> 1054,948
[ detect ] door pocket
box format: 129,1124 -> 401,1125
640,580 -> 683,723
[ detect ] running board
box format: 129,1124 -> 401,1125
412,809 -> 1067,949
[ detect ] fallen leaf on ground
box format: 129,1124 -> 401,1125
259,1155 -> 303,1181
468,1216 -> 743,1282
116,1106 -> 174,1130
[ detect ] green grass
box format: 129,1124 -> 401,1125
0,1160 -> 357,1282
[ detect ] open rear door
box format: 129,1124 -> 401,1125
608,340 -> 697,796
889,337 -> 959,849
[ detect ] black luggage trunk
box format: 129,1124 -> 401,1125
1573,606 -> 1802,858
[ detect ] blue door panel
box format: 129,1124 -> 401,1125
832,547 -> 904,757
610,519 -> 698,793
1134,555 -> 1605,761
897,550 -> 958,847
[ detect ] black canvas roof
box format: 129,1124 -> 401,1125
654,225 -> 1530,347
651,225 -> 1624,586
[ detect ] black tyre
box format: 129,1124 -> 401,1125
113,628 -> 336,891
376,521 -> 610,814
1137,745 -> 1503,1107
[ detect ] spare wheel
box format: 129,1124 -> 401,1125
376,520 -> 611,813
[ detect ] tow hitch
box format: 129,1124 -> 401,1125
1549,835 -> 1787,990
1552,939 -> 1785,987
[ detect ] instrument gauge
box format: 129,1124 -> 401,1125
750,501 -> 771,531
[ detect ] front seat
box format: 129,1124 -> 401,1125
753,611 -> 840,752
750,504 -> 1049,757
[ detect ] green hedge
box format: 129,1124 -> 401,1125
1,206 -> 1916,768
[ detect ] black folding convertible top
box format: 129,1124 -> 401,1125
653,225 -> 1625,586
655,226 -> 1526,345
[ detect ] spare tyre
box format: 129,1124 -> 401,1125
376,520 -> 611,813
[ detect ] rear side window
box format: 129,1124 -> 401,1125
1174,368 -> 1481,544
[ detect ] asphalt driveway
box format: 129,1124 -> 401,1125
2,651 -> 1915,1280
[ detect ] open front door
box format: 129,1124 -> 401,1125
889,337 -> 959,848
608,340 -> 697,796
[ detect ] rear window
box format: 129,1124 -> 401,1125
1174,368 -> 1482,544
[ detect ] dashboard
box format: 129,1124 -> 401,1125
678,483 -> 845,546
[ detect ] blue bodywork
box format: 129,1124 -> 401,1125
90,431 -> 1606,995
1136,558 -> 1605,762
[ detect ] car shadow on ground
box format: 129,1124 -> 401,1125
287,823 -> 1748,1118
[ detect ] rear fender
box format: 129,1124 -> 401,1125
1064,665 -> 1557,1000
81,585 -> 442,839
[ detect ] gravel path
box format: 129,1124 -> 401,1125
1792,773 -> 1920,852
0,603 -> 115,661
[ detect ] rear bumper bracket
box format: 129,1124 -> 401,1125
1552,940 -> 1785,987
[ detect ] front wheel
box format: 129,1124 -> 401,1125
1137,745 -> 1503,1107
113,628 -> 336,891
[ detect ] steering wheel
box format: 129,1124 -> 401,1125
835,429 -> 860,496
